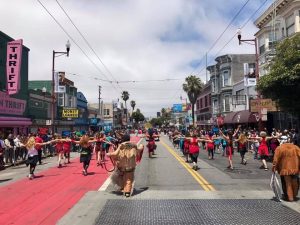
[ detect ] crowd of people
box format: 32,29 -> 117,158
166,126 -> 299,202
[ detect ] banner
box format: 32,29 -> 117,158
6,39 -> 23,95
172,104 -> 182,113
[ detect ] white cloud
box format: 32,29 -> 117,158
0,0 -> 272,116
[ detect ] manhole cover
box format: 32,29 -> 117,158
95,199 -> 300,225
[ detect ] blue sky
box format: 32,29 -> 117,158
0,0 -> 273,116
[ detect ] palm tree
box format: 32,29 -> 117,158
182,75 -> 204,127
130,100 -> 136,112
121,91 -> 130,123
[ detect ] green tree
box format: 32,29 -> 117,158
161,108 -> 166,117
150,117 -> 163,127
131,108 -> 145,126
257,33 -> 300,117
121,91 -> 130,123
183,75 -> 204,126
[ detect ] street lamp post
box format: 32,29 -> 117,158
237,29 -> 263,130
51,41 -> 71,135
237,28 -> 259,84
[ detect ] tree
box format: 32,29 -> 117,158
183,75 -> 204,126
150,117 -> 163,127
161,108 -> 166,117
121,91 -> 130,123
131,108 -> 145,126
257,33 -> 300,117
130,100 -> 136,112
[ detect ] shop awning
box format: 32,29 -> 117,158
0,116 -> 32,127
223,112 -> 237,124
232,110 -> 260,124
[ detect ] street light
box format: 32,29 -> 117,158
237,28 -> 263,130
51,41 -> 71,135
237,28 -> 259,83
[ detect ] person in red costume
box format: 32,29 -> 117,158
35,134 -> 44,165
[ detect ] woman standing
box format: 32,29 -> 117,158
78,134 -> 93,176
219,126 -> 240,170
52,135 -> 64,168
250,131 -> 278,171
25,137 -> 48,179
235,133 -> 248,165
63,135 -> 72,164
188,133 -> 201,171
93,132 -> 104,166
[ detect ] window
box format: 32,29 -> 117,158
286,14 -> 295,37
58,93 -> 64,106
205,96 -> 208,107
68,96 -> 72,107
212,78 -> 216,92
200,98 -> 203,109
104,109 -> 110,116
213,99 -> 218,114
234,90 -> 246,105
196,100 -> 200,110
222,70 -> 230,87
223,95 -> 230,112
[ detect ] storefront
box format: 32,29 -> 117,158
0,91 -> 32,136
223,110 -> 260,128
0,31 -> 31,136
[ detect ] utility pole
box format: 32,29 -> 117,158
98,86 -> 101,116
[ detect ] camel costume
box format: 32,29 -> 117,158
272,143 -> 300,201
108,142 -> 144,197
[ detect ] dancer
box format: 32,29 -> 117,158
107,134 -> 144,197
63,135 -> 72,164
145,130 -> 159,158
77,134 -> 93,176
94,132 -> 105,166
249,131 -> 279,171
51,135 -> 64,168
235,133 -> 248,165
25,137 -> 48,179
219,126 -> 240,170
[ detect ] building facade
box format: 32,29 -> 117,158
254,0 -> 300,129
0,31 -> 31,136
74,92 -> 89,131
195,81 -> 212,129
208,54 -> 256,127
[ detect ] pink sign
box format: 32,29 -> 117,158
0,91 -> 26,115
6,39 -> 23,95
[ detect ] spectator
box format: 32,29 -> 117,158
272,140 -> 300,202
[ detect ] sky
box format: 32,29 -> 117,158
0,0 -> 273,117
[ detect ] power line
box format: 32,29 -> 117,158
189,0 -> 251,75
55,0 -> 123,92
195,0 -> 270,76
37,0 -> 120,94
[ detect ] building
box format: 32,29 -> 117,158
0,31 -> 32,136
195,81 -> 212,130
254,0 -> 300,129
74,92 -> 89,131
29,73 -> 78,134
208,54 -> 256,127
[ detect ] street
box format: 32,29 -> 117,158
58,136 -> 300,225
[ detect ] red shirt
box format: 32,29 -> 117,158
189,138 -> 199,154
63,141 -> 72,151
35,136 -> 43,151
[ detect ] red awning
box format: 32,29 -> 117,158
223,112 -> 237,124
232,110 -> 260,124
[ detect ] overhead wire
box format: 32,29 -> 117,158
37,0 -> 120,94
55,0 -> 124,92
196,0 -> 270,75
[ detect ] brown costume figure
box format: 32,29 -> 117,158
108,135 -> 144,197
272,142 -> 300,201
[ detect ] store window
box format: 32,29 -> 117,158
68,96 -> 73,107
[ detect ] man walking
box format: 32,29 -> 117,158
272,140 -> 300,202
